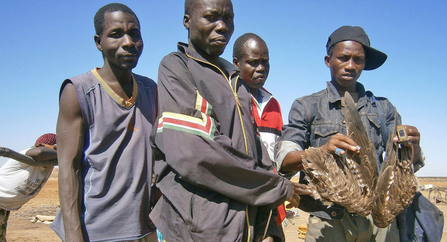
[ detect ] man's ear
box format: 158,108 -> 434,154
183,14 -> 190,30
233,57 -> 240,68
94,35 -> 102,52
324,55 -> 331,68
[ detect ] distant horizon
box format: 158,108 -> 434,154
417,176 -> 447,179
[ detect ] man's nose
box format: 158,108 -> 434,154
122,34 -> 135,47
345,58 -> 355,70
256,64 -> 265,72
215,19 -> 228,33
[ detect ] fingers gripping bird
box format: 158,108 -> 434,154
302,92 -> 417,227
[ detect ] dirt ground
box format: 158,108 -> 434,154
5,169 -> 447,241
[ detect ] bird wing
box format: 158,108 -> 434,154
340,92 -> 379,215
303,147 -> 368,214
342,91 -> 380,192
301,92 -> 379,216
372,122 -> 418,228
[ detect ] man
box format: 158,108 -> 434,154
276,26 -> 425,242
150,1 -> 307,241
0,133 -> 57,241
233,33 -> 282,162
51,3 -> 157,242
232,33 -> 286,227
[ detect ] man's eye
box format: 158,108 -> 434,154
354,57 -> 365,64
110,33 -> 121,38
338,56 -> 348,61
205,15 -> 216,21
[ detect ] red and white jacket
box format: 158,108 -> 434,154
250,87 -> 286,225
251,87 -> 283,162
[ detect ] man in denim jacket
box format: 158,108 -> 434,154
276,26 -> 425,242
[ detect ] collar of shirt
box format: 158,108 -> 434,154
251,87 -> 273,116
326,81 -> 369,110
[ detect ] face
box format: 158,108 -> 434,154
184,0 -> 234,62
95,11 -> 143,71
234,38 -> 270,94
325,40 -> 366,92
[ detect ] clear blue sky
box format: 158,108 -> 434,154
0,1 -> 445,177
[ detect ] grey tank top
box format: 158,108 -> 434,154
52,69 -> 156,241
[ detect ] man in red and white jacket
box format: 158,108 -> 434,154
233,33 -> 286,229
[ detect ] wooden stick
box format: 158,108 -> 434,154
262,209 -> 273,239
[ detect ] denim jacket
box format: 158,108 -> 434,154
276,81 -> 424,220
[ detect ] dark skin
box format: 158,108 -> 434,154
232,36 -> 309,203
184,1 -> 308,241
233,37 -> 309,242
94,11 -> 143,98
183,0 -> 234,66
233,37 -> 270,97
282,41 -> 421,173
0,144 -> 57,167
25,144 -> 57,165
57,11 -> 142,242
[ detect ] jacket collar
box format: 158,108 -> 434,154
327,81 -> 371,109
177,42 -> 239,76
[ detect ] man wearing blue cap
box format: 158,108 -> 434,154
276,26 -> 425,241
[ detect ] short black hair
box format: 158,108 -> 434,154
184,0 -> 195,15
94,3 -> 140,37
233,33 -> 266,60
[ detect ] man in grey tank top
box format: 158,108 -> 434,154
51,3 -> 158,242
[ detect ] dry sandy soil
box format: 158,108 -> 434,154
5,169 -> 447,241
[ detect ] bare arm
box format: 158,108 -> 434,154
57,83 -> 85,242
0,147 -> 57,166
281,150 -> 306,173
25,146 -> 57,166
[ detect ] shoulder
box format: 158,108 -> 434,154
365,90 -> 394,107
158,51 -> 198,87
365,90 -> 398,118
61,70 -> 97,93
295,88 -> 327,104
158,52 -> 192,81
133,73 -> 156,88
67,70 -> 96,86
160,51 -> 189,68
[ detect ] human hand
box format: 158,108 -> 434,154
255,235 -> 274,242
287,182 -> 311,208
320,133 -> 360,156
261,236 -> 274,242
393,125 -> 421,163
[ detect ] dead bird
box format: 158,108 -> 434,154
302,92 -> 417,228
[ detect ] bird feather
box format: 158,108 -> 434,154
302,92 -> 417,226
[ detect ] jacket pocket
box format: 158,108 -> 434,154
365,113 -> 382,148
312,123 -> 340,147
190,187 -> 227,233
